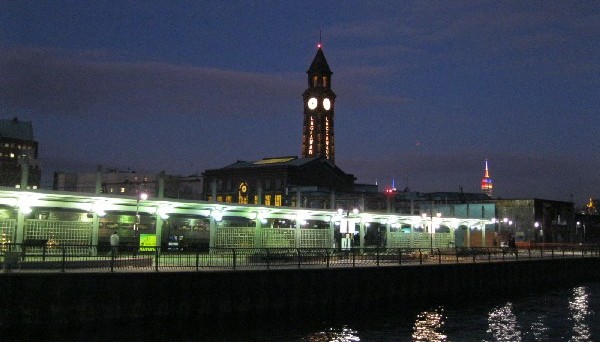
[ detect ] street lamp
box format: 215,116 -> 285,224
534,221 -> 543,243
134,191 -> 148,246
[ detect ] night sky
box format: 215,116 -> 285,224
1,1 -> 598,205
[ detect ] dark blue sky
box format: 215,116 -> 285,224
1,1 -> 598,205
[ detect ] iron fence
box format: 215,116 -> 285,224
1,243 -> 599,273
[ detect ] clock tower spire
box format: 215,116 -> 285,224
301,43 -> 337,163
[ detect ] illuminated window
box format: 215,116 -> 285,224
10,153 -> 14,158
265,195 -> 272,206
238,195 -> 248,204
323,77 -> 327,87
120,188 -> 125,193
225,195 -> 232,203
207,196 -> 212,201
32,186 -> 37,189
254,195 -> 258,204
275,195 -> 282,206
313,76 -> 317,87
15,184 -> 20,189
217,196 -> 223,202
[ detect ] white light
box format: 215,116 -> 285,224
534,222 -> 540,228
157,207 -> 170,220
20,205 -> 32,215
139,193 -> 148,200
211,210 -> 223,222
352,208 -> 359,215
337,208 -> 344,215
93,201 -> 108,217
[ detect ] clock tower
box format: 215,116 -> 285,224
301,43 -> 337,163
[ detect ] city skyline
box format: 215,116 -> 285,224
1,1 -> 598,205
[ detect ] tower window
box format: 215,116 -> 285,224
313,76 -> 318,87
323,77 -> 327,87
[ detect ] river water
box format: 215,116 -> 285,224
19,282 -> 600,341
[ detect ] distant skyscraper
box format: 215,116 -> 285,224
301,43 -> 336,163
481,159 -> 493,197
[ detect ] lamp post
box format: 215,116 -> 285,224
422,211 -> 441,250
134,190 -> 148,249
534,221 -> 543,243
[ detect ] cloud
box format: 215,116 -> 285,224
0,46 -> 302,120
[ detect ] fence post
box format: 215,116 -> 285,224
297,249 -> 301,269
515,249 -> 519,260
266,249 -> 270,270
376,247 -> 380,266
528,248 -> 531,260
488,248 -> 491,262
352,248 -> 356,267
232,248 -> 236,270
155,246 -> 160,272
196,249 -> 200,271
419,249 -> 423,265
438,249 -> 442,264
326,249 -> 330,268
398,249 -> 402,265
472,252 -> 476,263
540,248 -> 543,259
61,247 -> 66,272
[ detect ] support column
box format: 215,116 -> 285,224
15,210 -> 25,245
295,218 -> 301,248
359,221 -> 365,252
385,223 -> 391,248
481,221 -> 486,247
91,165 -> 102,255
209,217 -> 217,248
254,214 -> 262,248
466,224 -> 471,247
329,220 -> 335,249
155,171 -> 166,249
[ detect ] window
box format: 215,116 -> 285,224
323,76 -> 327,87
313,76 -> 317,87
265,195 -> 272,206
217,196 -> 223,202
225,195 -> 233,203
275,195 -> 282,206
254,195 -> 258,204
120,188 -> 125,193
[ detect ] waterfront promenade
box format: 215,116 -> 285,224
3,244 -> 599,273
2,244 -> 599,328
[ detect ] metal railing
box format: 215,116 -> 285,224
1,243 -> 599,273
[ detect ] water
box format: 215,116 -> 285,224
17,282 -> 600,341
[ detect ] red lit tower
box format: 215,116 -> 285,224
481,159 -> 493,197
301,43 -> 336,163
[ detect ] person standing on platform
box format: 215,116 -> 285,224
110,231 -> 119,257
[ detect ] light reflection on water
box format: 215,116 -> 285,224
569,286 -> 591,341
412,307 -> 447,341
295,283 -> 598,342
486,302 -> 522,341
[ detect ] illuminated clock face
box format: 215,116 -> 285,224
323,98 -> 331,110
307,97 -> 318,110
